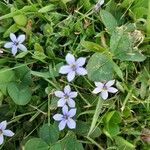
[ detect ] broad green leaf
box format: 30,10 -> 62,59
61,132 -> 84,150
75,121 -> 101,138
50,143 -> 61,150
110,27 -> 132,59
104,111 -> 122,124
81,41 -> 106,52
100,10 -> 118,34
103,111 -> 121,137
0,68 -> 15,95
24,138 -> 49,150
87,52 -> 113,81
114,136 -> 135,150
106,123 -> 120,137
120,51 -> 146,62
14,64 -> 32,86
39,124 -> 59,145
13,14 -> 27,26
32,51 -> 47,61
110,27 -> 146,62
8,82 -> 31,105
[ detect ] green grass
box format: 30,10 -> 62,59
0,0 -> 150,149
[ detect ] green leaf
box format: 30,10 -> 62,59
87,52 -> 113,81
24,138 -> 49,150
39,124 -> 59,145
0,68 -> 15,95
16,51 -> 29,58
50,143 -> 62,150
112,61 -> 124,81
114,136 -> 135,150
104,111 -> 122,124
3,23 -> 19,38
103,111 -> 122,137
110,27 -> 132,59
81,41 -> 106,52
106,123 -> 120,137
31,71 -> 50,79
38,5 -> 55,13
14,64 -> 32,86
100,10 -> 118,34
120,51 -> 146,62
13,14 -> 27,26
75,121 -> 101,138
8,82 -> 31,105
60,132 -> 84,150
32,51 -> 47,61
110,27 -> 146,62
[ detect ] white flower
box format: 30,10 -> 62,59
92,80 -> 118,100
0,121 -> 14,145
4,33 -> 27,56
59,53 -> 87,82
93,0 -> 104,12
53,105 -> 76,131
54,85 -> 77,108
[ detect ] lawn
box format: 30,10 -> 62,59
0,0 -> 150,149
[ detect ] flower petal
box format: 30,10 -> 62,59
76,57 -> 86,67
68,108 -> 76,117
62,105 -> 68,115
10,33 -> 17,42
53,114 -> 63,121
94,82 -> 104,87
11,46 -> 18,56
69,92 -> 77,98
92,87 -> 102,94
59,65 -> 71,74
4,42 -> 13,48
64,85 -> 71,94
67,71 -> 75,82
54,91 -> 64,98
0,121 -> 7,130
3,130 -> 14,137
66,53 -> 75,65
105,80 -> 115,88
59,120 -> 67,131
76,67 -> 87,75
67,99 -> 75,108
18,44 -> 27,51
17,35 -> 25,43
57,98 -> 66,107
0,134 -> 4,145
108,87 -> 118,93
99,0 -> 104,5
100,90 -> 108,100
67,118 -> 76,129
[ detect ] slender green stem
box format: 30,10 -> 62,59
86,136 -> 104,150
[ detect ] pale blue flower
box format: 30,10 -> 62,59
4,33 -> 27,56
59,53 -> 87,82
94,0 -> 104,12
0,121 -> 14,145
53,105 -> 76,130
55,85 -> 77,108
92,80 -> 118,100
